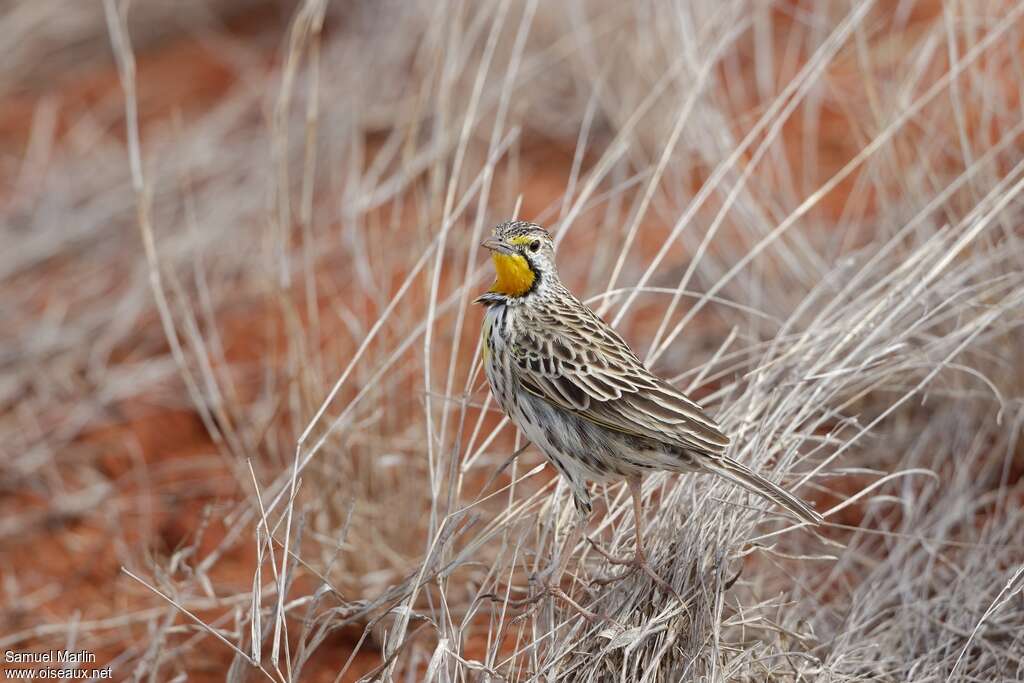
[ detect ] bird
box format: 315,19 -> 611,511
474,219 -> 822,582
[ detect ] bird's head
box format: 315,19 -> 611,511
475,221 -> 556,305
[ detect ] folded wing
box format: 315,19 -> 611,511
512,303 -> 730,456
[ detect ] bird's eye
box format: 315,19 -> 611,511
528,240 -> 541,253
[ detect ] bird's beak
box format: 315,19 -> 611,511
481,237 -> 514,255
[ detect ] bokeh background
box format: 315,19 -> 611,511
3,1 -> 1024,680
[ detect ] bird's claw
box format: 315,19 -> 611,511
586,535 -> 683,602
513,575 -> 610,625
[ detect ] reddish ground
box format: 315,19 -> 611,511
5,2 -> 1020,679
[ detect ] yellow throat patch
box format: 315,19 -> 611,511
489,251 -> 536,297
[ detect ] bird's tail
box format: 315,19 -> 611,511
702,455 -> 823,525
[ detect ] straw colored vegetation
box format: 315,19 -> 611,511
3,1 -> 1024,680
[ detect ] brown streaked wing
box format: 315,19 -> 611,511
512,300 -> 730,455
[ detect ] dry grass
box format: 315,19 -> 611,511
3,0 -> 1024,680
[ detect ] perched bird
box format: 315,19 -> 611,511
474,220 -> 821,576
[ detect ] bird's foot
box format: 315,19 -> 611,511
507,574 -> 609,625
542,584 -> 606,624
586,536 -> 681,601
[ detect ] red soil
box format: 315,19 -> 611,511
5,2 -> 1021,679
